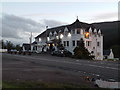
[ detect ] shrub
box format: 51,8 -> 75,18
73,38 -> 92,59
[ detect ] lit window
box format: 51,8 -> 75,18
47,37 -> 50,41
56,36 -> 59,39
60,34 -> 63,39
52,44 -> 54,46
85,32 -> 89,38
48,44 -> 50,46
68,33 -> 71,37
39,38 -> 41,41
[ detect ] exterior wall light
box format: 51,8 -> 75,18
56,36 -> 59,39
39,38 -> 41,41
52,44 -> 54,46
68,33 -> 71,37
85,32 -> 89,38
48,44 -> 50,46
60,34 -> 63,39
47,37 -> 50,41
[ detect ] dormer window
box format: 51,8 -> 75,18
81,29 -> 83,34
49,32 -> 52,39
39,38 -> 41,42
64,27 -> 68,36
54,31 -> 57,38
89,27 -> 92,36
64,31 -> 68,36
72,29 -> 75,34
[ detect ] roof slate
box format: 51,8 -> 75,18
35,19 -> 96,39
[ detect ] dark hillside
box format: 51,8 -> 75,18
93,21 -> 119,49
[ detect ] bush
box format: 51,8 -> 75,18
73,38 -> 92,59
63,50 -> 72,57
23,52 -> 26,55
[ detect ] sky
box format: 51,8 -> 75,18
0,0 -> 119,45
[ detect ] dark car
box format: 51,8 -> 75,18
63,49 -> 72,57
51,50 -> 65,57
10,49 -> 17,54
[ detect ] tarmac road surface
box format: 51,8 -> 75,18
2,53 -> 120,83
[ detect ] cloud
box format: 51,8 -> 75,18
91,12 -> 117,21
42,19 -> 67,28
1,13 -> 66,44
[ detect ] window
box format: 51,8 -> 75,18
85,32 -> 89,39
49,32 -> 52,39
91,51 -> 94,54
72,40 -> 75,46
77,29 -> 80,34
67,41 -> 69,46
86,41 -> 90,46
36,46 -> 37,50
77,41 -> 80,46
88,41 -> 90,46
94,34 -> 97,37
97,52 -> 100,56
72,30 -> 75,34
64,31 -> 68,36
97,42 -> 100,46
63,41 -> 66,46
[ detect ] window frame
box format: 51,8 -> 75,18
72,40 -> 75,46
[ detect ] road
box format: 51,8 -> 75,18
2,53 -> 120,83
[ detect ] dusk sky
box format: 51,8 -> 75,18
0,0 -> 119,45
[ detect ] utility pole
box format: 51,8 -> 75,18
29,32 -> 32,52
46,26 -> 48,43
29,32 -> 32,44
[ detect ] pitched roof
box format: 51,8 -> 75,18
22,43 -> 31,50
35,19 -> 96,39
22,43 -> 30,46
32,41 -> 37,44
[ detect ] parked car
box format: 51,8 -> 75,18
51,50 -> 65,57
18,50 -> 22,54
51,49 -> 72,57
63,49 -> 72,57
10,49 -> 17,54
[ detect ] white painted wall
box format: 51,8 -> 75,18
34,27 -> 103,60
108,49 -> 114,59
